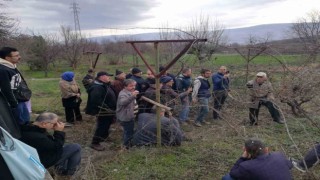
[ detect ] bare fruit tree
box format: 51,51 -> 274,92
0,1 -> 18,43
27,34 -> 61,77
60,25 -> 86,69
291,10 -> 320,62
182,14 -> 226,66
233,35 -> 269,82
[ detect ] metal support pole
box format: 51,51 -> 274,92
154,42 -> 161,147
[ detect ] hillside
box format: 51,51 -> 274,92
89,23 -> 293,44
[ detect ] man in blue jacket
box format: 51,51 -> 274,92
212,66 -> 229,120
223,138 -> 292,180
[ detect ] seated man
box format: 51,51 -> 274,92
223,138 -> 292,180
133,110 -> 183,146
20,112 -> 81,176
291,143 -> 320,172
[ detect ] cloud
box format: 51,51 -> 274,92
6,0 -> 158,31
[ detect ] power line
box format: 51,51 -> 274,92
70,0 -> 81,37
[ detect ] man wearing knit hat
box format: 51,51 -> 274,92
246,72 -> 284,125
160,75 -> 191,111
111,69 -> 126,98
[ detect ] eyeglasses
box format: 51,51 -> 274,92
257,76 -> 264,78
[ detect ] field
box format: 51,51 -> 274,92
23,54 -> 320,179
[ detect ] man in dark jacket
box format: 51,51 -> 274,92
82,69 -> 94,91
222,138 -> 292,180
175,68 -> 193,124
0,47 -> 31,125
133,111 -> 183,146
20,112 -> 81,176
130,67 -> 146,92
86,71 -> 117,151
212,66 -> 229,120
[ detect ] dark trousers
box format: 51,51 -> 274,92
55,144 -> 81,175
91,115 -> 114,145
299,144 -> 320,168
249,100 -> 281,125
120,120 -> 135,148
64,106 -> 82,123
213,91 -> 228,119
0,154 -> 14,180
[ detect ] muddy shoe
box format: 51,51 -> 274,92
202,121 -> 211,125
290,158 -> 306,173
90,144 -> 105,151
194,122 -> 202,127
64,122 -> 73,127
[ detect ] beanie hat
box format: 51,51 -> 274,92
96,71 -> 113,78
131,67 -> 142,74
159,65 -> 165,72
61,71 -> 74,82
160,75 -> 173,84
116,69 -> 124,76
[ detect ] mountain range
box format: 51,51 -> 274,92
89,23 -> 293,44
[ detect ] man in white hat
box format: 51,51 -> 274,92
246,72 -> 284,125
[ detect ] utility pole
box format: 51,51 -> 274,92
71,1 -> 81,37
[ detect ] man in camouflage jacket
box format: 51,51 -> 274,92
246,72 -> 284,125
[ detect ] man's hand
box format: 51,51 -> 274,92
76,93 -> 81,98
187,87 -> 192,93
132,90 -> 139,97
242,149 -> 251,159
192,98 -> 197,103
54,121 -> 65,131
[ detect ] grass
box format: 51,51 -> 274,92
22,54 -> 320,179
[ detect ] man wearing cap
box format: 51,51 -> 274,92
246,72 -> 284,125
212,66 -> 230,120
192,69 -> 212,127
222,138 -> 292,180
111,69 -> 126,98
129,67 -> 146,92
82,69 -> 94,90
86,71 -> 117,151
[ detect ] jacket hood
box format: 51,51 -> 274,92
0,58 -> 16,69
196,75 -> 205,79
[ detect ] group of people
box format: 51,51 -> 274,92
0,47 -> 81,178
1,46 -> 319,179
78,67 -> 186,151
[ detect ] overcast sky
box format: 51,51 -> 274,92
4,0 -> 320,36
